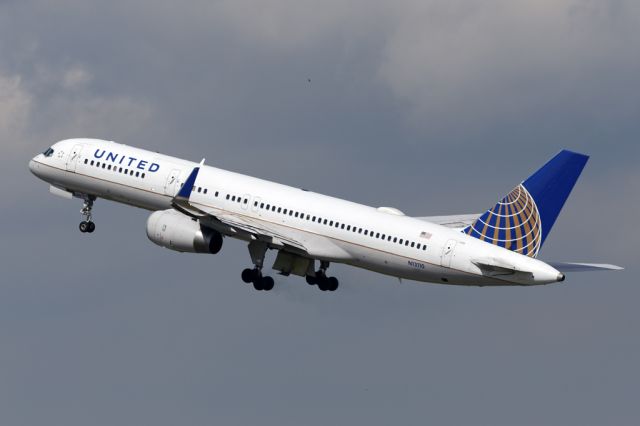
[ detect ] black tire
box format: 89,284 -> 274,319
262,276 -> 275,291
253,279 -> 264,291
241,268 -> 254,283
305,275 -> 317,285
317,278 -> 328,291
79,221 -> 88,233
327,277 -> 339,292
87,222 -> 96,233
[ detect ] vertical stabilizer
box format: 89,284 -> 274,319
463,150 -> 589,258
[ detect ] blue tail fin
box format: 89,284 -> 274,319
463,150 -> 589,257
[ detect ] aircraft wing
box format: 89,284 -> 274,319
171,164 -> 308,254
546,262 -> 624,272
414,214 -> 480,229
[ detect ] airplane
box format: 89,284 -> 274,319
29,138 -> 622,292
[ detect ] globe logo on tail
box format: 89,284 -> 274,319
463,184 -> 542,258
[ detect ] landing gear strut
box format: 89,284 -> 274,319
241,241 -> 275,291
79,196 -> 96,233
305,261 -> 339,292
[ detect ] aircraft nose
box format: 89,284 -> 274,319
29,158 -> 41,177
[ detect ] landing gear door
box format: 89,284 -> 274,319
66,144 -> 83,172
164,169 -> 181,196
440,239 -> 458,268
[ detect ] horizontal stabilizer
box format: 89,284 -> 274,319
547,262 -> 624,272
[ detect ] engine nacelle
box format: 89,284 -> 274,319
146,209 -> 223,254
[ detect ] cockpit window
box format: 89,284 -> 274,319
43,147 -> 54,157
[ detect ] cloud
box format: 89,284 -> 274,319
0,73 -> 31,145
377,0 -> 640,133
0,64 -> 154,202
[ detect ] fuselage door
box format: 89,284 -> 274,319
66,144 -> 83,172
252,196 -> 261,213
164,169 -> 182,196
241,193 -> 251,210
440,239 -> 458,268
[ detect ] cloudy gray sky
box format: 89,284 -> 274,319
1,1 -> 639,425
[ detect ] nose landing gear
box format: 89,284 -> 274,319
78,196 -> 96,233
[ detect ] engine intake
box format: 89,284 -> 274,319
146,209 -> 223,254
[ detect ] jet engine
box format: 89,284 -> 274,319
146,209 -> 223,254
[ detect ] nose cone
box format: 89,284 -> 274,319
29,157 -> 42,178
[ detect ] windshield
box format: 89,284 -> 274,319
42,147 -> 54,157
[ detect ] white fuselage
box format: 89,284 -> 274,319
29,138 -> 564,286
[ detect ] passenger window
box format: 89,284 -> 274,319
323,219 -> 328,225
347,225 -> 351,231
142,173 -> 146,179
283,209 -> 288,215
102,163 -> 106,169
416,244 -> 421,249
244,199 -> 248,204
341,224 -> 345,229
306,214 -> 310,220
329,221 -> 334,226
393,237 -> 398,243
289,211 -> 293,216
277,207 -> 282,213
90,160 -> 95,166
136,171 -> 140,177
358,228 -> 362,234
411,242 -> 415,248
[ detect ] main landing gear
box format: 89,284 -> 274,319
241,241 -> 275,291
305,261 -> 339,292
78,196 -> 96,234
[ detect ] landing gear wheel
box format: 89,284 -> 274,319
241,268 -> 255,283
79,221 -> 89,233
305,275 -> 317,285
262,276 -> 275,291
317,277 -> 329,291
252,278 -> 264,291
327,277 -> 339,292
87,221 -> 95,233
